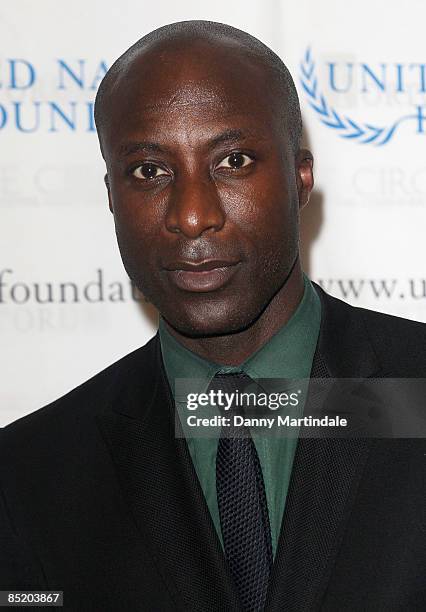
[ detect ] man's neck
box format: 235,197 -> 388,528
163,264 -> 305,366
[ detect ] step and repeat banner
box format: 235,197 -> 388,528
1,0 -> 425,424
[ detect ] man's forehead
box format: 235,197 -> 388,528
105,68 -> 282,153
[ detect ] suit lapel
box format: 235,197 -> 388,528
266,286 -> 381,611
96,337 -> 242,612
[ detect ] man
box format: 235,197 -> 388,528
1,20 -> 425,611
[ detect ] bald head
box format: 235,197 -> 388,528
94,20 -> 302,155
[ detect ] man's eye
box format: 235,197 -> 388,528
132,163 -> 168,180
216,152 -> 254,170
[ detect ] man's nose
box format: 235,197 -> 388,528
165,176 -> 226,238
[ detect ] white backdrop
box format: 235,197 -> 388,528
1,0 -> 425,425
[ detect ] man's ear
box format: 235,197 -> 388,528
296,148 -> 314,210
104,174 -> 113,213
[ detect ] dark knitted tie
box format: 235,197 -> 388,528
212,373 -> 273,612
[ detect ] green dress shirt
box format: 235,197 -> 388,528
159,275 -> 321,557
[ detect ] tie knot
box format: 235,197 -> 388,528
207,372 -> 258,419
208,372 -> 254,397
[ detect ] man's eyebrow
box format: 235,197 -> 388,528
118,142 -> 168,157
119,130 -> 263,157
208,129 -> 252,149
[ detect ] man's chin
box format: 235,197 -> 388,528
162,306 -> 260,340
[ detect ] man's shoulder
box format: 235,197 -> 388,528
1,334 -> 159,447
319,286 -> 426,374
330,289 -> 426,342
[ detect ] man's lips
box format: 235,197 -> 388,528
164,259 -> 241,292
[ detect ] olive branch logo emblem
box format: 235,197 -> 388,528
299,48 -> 402,146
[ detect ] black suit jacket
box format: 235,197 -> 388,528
1,286 -> 426,611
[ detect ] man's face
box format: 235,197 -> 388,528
101,42 -> 313,337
